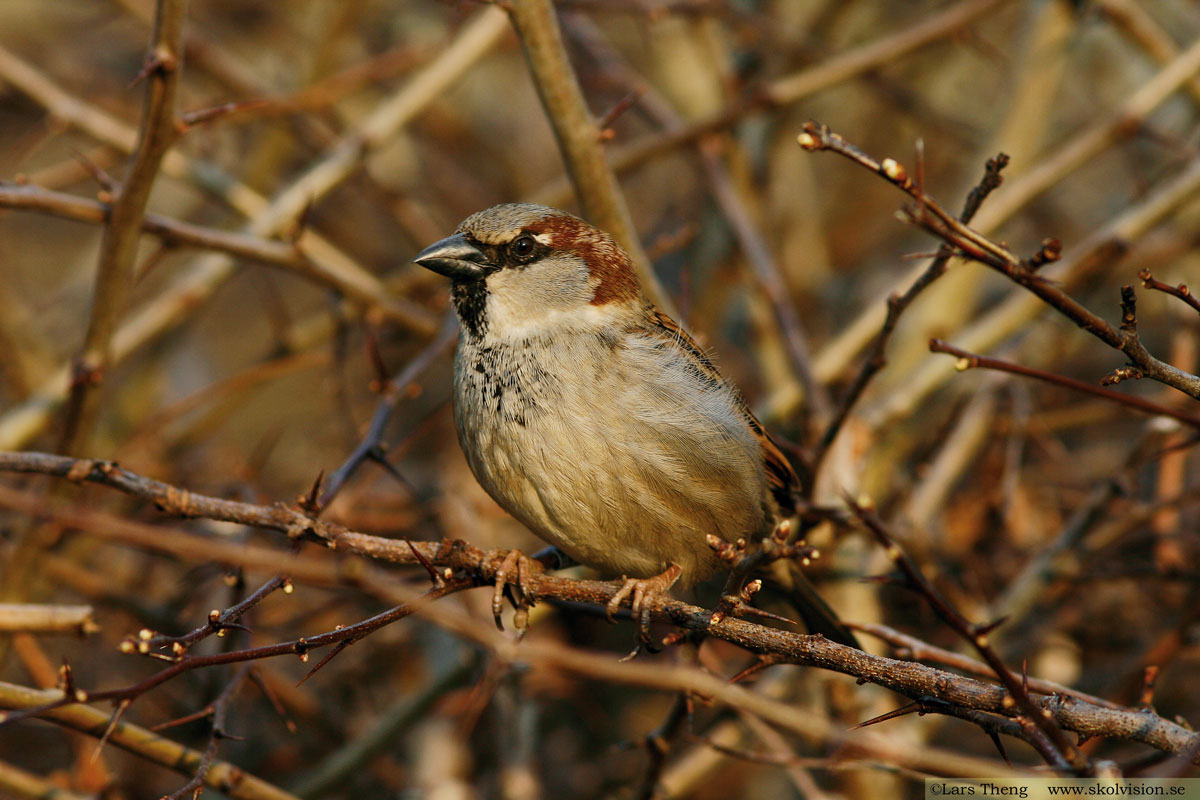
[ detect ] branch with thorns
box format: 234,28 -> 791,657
797,119 -> 1200,400
1,451 -> 1198,771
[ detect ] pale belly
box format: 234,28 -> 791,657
451,333 -> 769,583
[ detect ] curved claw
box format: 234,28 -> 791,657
491,550 -> 530,632
605,564 -> 683,649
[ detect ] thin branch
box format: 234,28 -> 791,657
809,152 -> 1010,483
503,0 -> 674,316
854,623 -> 1125,710
555,0 -> 1010,193
799,120 -> 1200,400
0,10 -> 509,449
929,339 -> 1200,429
3,581 -> 468,726
1139,268 -> 1200,316
60,0 -> 187,456
812,33 -> 1200,396
0,604 -> 97,635
845,498 -> 1086,772
318,312 -> 458,508
0,183 -> 422,318
161,664 -> 252,800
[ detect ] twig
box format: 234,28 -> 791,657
929,339 -> 1200,429
812,33 -> 1200,396
809,152 -> 1010,482
3,581 -> 468,727
845,498 -> 1087,773
129,575 -> 290,660
0,760 -> 94,800
318,312 -> 458,508
853,623 -> 1125,710
799,120 -> 1200,400
0,183 -> 422,320
1139,268 -> 1200,316
0,682 -> 299,800
289,660 -> 476,799
0,10 -> 508,449
559,0 -> 1010,193
1097,0 -> 1200,107
161,664 -> 252,800
632,692 -> 691,800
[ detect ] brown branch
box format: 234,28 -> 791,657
503,0 -> 674,316
1139,268 -> 1200,316
570,0 -> 1010,189
798,120 -> 1200,401
0,681 -> 299,800
0,183 -> 423,320
2,581 -> 469,727
161,664 -> 252,800
318,313 -> 458,508
929,339 -> 1200,429
128,576 -> 290,660
845,498 -> 1087,773
60,0 -> 187,456
854,623 -> 1125,710
809,152 -> 1010,484
0,604 -> 98,635
0,451 -> 1197,765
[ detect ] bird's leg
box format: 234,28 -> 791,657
606,563 -> 682,647
490,549 -> 538,632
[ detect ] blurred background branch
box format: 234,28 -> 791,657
1,1 -> 1198,797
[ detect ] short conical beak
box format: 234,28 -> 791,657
413,233 -> 488,281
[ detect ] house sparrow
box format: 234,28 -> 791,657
414,203 -> 856,648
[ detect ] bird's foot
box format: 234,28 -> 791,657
490,549 -> 538,633
606,563 -> 682,650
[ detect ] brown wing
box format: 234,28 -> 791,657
648,309 -> 801,515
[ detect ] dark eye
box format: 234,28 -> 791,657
511,235 -> 536,260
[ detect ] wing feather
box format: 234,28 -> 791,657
647,308 -> 800,515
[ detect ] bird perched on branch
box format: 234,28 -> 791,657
414,203 -> 857,649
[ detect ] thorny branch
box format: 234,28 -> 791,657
846,499 -> 1085,772
0,451 -> 1197,767
808,151 -> 1011,484
928,339 -> 1200,429
797,120 -> 1200,400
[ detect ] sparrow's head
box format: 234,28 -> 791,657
413,203 -> 643,339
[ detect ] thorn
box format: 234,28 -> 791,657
179,99 -> 268,131
988,730 -> 1012,766
596,89 -> 641,141
971,616 -> 1008,637
853,701 -> 924,729
406,540 -> 445,589
298,640 -> 351,686
298,471 -> 324,514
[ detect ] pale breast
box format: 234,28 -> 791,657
452,329 -> 770,583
